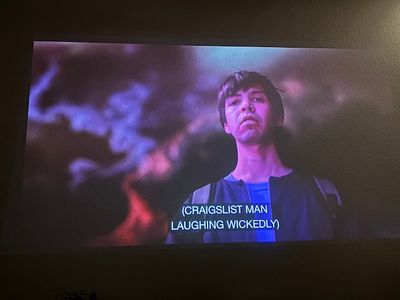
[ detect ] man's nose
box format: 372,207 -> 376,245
240,99 -> 255,112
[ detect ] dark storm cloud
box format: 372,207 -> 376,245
28,42 -> 199,186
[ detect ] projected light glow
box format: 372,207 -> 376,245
15,41 -> 398,249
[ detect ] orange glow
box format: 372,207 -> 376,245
89,115 -> 214,246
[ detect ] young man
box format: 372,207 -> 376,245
166,71 -> 343,244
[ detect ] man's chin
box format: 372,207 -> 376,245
237,133 -> 263,145
237,131 -> 275,146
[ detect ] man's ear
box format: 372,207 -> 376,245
224,122 -> 231,134
275,115 -> 284,129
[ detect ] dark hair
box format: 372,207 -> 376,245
217,71 -> 284,128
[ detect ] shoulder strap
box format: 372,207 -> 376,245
313,176 -> 342,206
192,183 -> 211,204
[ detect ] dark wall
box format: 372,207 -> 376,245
1,1 -> 400,299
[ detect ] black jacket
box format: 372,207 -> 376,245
166,171 -> 353,244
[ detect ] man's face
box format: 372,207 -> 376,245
224,85 -> 281,145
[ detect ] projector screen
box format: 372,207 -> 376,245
10,41 -> 399,250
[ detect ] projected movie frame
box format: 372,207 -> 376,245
16,41 -> 398,250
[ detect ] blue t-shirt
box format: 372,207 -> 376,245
225,174 -> 276,242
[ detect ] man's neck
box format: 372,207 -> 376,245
232,142 -> 291,183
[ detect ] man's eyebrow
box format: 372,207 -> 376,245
248,89 -> 266,94
228,91 -> 241,97
229,89 -> 266,97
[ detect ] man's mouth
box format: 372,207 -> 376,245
240,115 -> 258,125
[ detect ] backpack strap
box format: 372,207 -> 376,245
313,176 -> 342,205
190,183 -> 215,243
192,183 -> 212,204
313,176 -> 342,219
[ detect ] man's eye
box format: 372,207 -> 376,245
253,97 -> 264,102
229,99 -> 240,106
